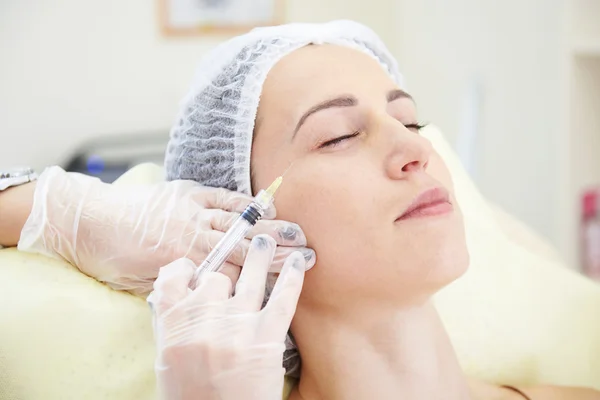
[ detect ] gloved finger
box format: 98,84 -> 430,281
189,260 -> 240,289
232,235 -> 276,311
186,229 -> 315,273
270,246 -> 316,273
261,252 -> 306,341
217,262 -> 242,287
193,187 -> 252,213
193,187 -> 276,219
191,271 -> 233,303
208,209 -> 307,247
250,219 -> 307,247
148,258 -> 195,315
198,230 -> 250,267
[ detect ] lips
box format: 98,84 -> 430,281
396,187 -> 453,221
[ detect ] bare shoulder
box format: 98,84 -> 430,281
519,384 -> 600,400
468,378 -> 600,400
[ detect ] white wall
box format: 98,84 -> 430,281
0,0 -> 395,170
393,0 -> 568,253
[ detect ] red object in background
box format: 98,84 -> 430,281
582,188 -> 600,281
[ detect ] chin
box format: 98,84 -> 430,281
438,248 -> 470,285
401,224 -> 470,294
425,239 -> 470,291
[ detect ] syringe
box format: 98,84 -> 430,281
191,176 -> 284,287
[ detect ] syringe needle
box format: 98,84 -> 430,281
265,161 -> 295,197
266,176 -> 283,196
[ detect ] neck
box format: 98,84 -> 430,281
290,301 -> 471,400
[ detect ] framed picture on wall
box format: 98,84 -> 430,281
159,0 -> 285,36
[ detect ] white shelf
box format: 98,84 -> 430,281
558,0 -> 600,268
564,52 -> 600,270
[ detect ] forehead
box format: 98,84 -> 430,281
258,45 -> 396,118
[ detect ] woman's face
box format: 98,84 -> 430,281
252,45 -> 468,309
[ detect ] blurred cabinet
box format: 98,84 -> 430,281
63,132 -> 168,183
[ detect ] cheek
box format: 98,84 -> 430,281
273,159 -> 378,260
275,164 -> 365,240
274,170 -> 381,305
273,159 -> 402,298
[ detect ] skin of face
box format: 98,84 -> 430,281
251,44 -> 469,315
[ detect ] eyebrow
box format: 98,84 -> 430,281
292,89 -> 413,138
387,89 -> 413,103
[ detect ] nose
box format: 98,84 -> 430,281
383,121 -> 432,180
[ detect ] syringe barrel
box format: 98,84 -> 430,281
197,215 -> 253,274
191,193 -> 271,286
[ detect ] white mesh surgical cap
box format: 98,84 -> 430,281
164,19 -> 404,377
164,19 -> 404,193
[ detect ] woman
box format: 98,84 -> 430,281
152,21 -> 600,399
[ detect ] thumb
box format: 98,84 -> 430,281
193,187 -> 253,213
193,186 -> 277,219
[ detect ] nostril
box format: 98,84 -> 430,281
402,160 -> 422,172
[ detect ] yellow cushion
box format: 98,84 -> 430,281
0,248 -> 156,399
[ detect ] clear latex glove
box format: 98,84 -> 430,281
18,167 -> 315,295
148,235 -> 306,400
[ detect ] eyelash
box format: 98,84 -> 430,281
319,123 -> 428,148
319,131 -> 361,148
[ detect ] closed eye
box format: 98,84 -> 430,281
404,123 -> 427,133
318,122 -> 426,149
318,131 -> 361,148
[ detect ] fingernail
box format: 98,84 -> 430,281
300,248 -> 316,271
278,223 -> 306,243
252,235 -> 275,250
291,252 -> 306,270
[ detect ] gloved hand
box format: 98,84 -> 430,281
18,166 -> 314,295
148,235 -> 305,400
